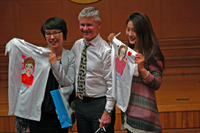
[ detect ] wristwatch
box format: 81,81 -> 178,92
105,108 -> 112,114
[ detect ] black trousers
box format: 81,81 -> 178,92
75,96 -> 115,133
29,111 -> 68,133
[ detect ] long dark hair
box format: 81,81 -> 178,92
126,12 -> 165,71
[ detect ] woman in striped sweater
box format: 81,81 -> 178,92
108,12 -> 165,133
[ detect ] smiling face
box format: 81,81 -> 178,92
79,17 -> 102,42
126,21 -> 138,46
45,29 -> 63,49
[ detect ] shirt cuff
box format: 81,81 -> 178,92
105,98 -> 115,111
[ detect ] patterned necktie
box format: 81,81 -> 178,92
77,41 -> 91,99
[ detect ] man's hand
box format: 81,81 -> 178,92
99,111 -> 111,129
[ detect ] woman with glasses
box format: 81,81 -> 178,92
28,17 -> 75,133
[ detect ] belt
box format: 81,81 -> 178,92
78,96 -> 106,103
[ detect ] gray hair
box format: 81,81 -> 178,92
78,7 -> 101,22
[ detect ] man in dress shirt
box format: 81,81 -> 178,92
71,7 -> 115,133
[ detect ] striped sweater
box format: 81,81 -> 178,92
122,61 -> 163,133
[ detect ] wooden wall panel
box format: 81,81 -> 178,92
1,112 -> 200,132
0,117 -> 4,132
159,111 -> 200,129
110,0 -> 162,41
62,1 -> 83,43
162,44 -> 200,58
0,83 -> 8,105
0,54 -> 8,64
160,39 -> 200,75
161,0 -> 200,38
14,0 -> 63,45
156,74 -> 200,112
0,1 -> 16,45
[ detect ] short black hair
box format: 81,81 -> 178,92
41,17 -> 68,40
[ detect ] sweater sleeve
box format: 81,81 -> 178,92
143,61 -> 163,90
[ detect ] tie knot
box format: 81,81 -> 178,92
84,41 -> 91,49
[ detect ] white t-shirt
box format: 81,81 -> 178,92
5,38 -> 51,121
111,37 -> 139,112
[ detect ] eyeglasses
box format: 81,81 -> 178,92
45,31 -> 62,38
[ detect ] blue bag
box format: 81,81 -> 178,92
50,86 -> 75,128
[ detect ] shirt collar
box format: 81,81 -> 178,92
84,34 -> 101,46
